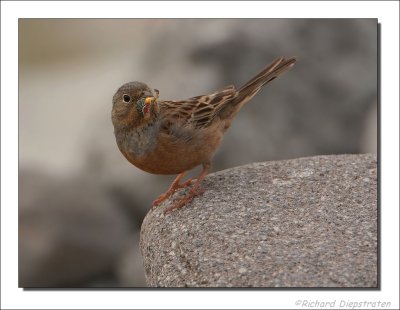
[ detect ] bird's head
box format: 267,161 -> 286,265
112,81 -> 159,130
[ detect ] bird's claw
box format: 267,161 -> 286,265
164,186 -> 205,214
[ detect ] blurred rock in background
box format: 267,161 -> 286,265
19,170 -> 146,287
19,19 -> 377,287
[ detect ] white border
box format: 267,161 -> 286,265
1,1 -> 399,309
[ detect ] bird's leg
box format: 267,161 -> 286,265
152,172 -> 195,207
165,163 -> 210,214
178,177 -> 197,188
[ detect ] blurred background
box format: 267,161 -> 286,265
19,19 -> 377,287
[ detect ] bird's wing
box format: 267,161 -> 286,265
158,85 -> 237,129
158,57 -> 296,132
216,57 -> 296,120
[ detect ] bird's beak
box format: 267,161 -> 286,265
144,96 -> 156,106
142,96 -> 156,116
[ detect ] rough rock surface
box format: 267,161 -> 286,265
140,154 -> 377,287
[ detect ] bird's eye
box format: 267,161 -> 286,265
123,94 -> 131,103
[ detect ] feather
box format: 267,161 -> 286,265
158,57 -> 296,131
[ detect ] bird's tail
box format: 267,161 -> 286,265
218,57 -> 296,121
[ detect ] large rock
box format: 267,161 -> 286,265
140,154 -> 377,287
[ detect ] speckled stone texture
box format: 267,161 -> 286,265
140,154 -> 377,287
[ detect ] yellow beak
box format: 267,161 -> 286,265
144,96 -> 156,106
142,96 -> 156,116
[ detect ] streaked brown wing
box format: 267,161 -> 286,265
159,85 -> 237,129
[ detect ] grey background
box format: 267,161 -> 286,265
19,19 -> 377,287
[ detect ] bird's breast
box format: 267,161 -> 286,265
116,121 -> 225,175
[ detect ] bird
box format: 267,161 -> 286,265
112,57 -> 296,213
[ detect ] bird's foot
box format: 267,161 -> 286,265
177,177 -> 196,189
152,173 -> 196,208
152,193 -> 169,208
164,187 -> 206,214
164,164 -> 209,214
